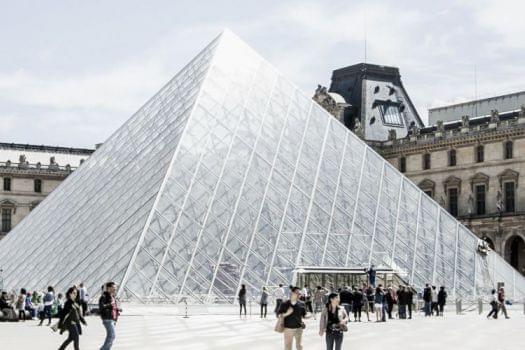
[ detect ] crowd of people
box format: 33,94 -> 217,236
0,281 -> 120,350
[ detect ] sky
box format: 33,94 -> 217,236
1,0 -> 524,149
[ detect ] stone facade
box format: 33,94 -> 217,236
368,108 -> 525,275
0,143 -> 94,238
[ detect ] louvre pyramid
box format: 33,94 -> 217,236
1,30 -> 524,303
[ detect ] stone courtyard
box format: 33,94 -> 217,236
0,305 -> 522,349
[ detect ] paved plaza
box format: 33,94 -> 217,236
0,305 -> 523,349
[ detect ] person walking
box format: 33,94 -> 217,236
16,288 -> 26,321
431,286 -> 439,316
423,284 -> 432,317
39,286 -> 55,326
339,286 -> 352,320
303,285 -> 313,314
497,287 -> 510,319
278,287 -> 306,350
352,287 -> 363,322
274,284 -> 286,317
397,286 -> 406,319
58,287 -> 87,350
437,286 -> 447,316
319,293 -> 348,350
406,285 -> 414,319
313,286 -> 326,320
238,284 -> 247,318
99,282 -> 120,350
260,286 -> 269,318
487,289 -> 499,319
374,286 -> 384,322
385,287 -> 395,319
364,284 -> 374,322
78,282 -> 89,317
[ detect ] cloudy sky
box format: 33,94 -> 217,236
1,0 -> 524,148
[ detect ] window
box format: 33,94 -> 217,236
504,182 -> 515,213
399,157 -> 406,173
504,141 -> 513,160
3,177 -> 11,191
423,153 -> 431,170
475,184 -> 486,215
34,179 -> 42,193
1,208 -> 11,232
448,149 -> 457,166
424,190 -> 433,198
475,145 -> 484,163
448,188 -> 458,217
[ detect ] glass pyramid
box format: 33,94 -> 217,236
0,30 -> 523,303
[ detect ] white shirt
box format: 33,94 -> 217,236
79,287 -> 88,302
274,287 -> 286,300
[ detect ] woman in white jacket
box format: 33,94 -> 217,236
319,293 -> 348,350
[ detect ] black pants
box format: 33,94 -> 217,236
387,303 -> 394,319
487,303 -> 498,319
260,304 -> 267,318
408,303 -> 413,319
305,300 -> 313,313
239,302 -> 246,316
438,303 -> 445,315
59,324 -> 80,350
18,310 -> 25,320
80,301 -> 88,317
353,306 -> 362,320
431,302 -> 439,316
326,330 -> 343,350
274,299 -> 283,315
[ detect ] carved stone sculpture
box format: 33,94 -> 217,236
461,115 -> 470,128
388,129 -> 397,141
436,120 -> 444,132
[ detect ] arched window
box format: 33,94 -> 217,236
448,149 -> 457,166
504,141 -> 513,160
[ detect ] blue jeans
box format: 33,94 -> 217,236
424,302 -> 432,316
326,330 -> 343,350
101,320 -> 116,350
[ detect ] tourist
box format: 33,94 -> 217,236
364,284 -> 374,322
303,285 -> 313,314
431,285 -> 439,316
374,285 -> 384,322
55,293 -> 64,316
366,265 -> 377,288
260,286 -> 269,318
238,284 -> 247,318
319,292 -> 348,350
313,286 -> 326,320
16,288 -> 26,321
423,284 -> 432,316
397,286 -> 407,319
406,285 -> 414,319
0,291 -> 17,321
58,287 -> 87,350
278,286 -> 306,350
437,286 -> 447,316
339,286 -> 352,319
25,292 -> 36,319
487,289 -> 499,319
78,282 -> 89,316
352,287 -> 363,322
274,284 -> 286,317
99,282 -> 120,350
497,287 -> 510,319
385,286 -> 395,319
39,286 -> 55,326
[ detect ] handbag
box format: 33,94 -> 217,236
274,315 -> 284,333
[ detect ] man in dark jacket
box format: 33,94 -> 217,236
397,286 -> 407,319
437,286 -> 447,316
339,286 -> 353,319
423,284 -> 432,317
406,286 -> 414,319
99,282 -> 120,350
